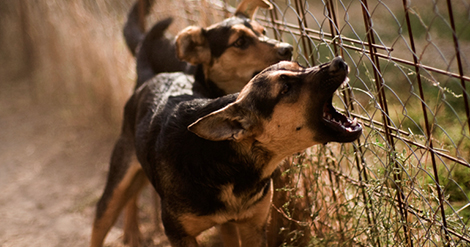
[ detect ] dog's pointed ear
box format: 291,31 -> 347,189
175,26 -> 211,65
235,0 -> 272,19
188,103 -> 254,141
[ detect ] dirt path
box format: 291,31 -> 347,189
0,80 -> 162,246
0,78 -> 226,246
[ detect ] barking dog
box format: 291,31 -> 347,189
91,0 -> 293,246
91,57 -> 361,247
123,0 -> 293,95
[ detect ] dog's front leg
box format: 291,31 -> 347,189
163,222 -> 199,247
161,209 -> 201,247
162,205 -> 220,247
237,182 -> 273,247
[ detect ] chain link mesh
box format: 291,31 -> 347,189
250,0 -> 470,246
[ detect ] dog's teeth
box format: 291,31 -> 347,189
341,77 -> 350,87
323,112 -> 326,118
346,127 -> 352,132
351,118 -> 358,127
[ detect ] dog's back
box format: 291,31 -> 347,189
127,72 -> 195,156
134,90 -> 239,194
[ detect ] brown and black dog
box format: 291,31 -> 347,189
91,0 -> 293,246
92,55 -> 361,246
123,0 -> 293,95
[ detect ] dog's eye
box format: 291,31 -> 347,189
280,83 -> 291,95
279,75 -> 295,95
262,29 -> 267,35
233,36 -> 248,48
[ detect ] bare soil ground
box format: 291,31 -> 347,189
0,79 -> 174,246
0,77 -> 225,247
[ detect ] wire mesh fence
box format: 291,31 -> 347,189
179,0 -> 470,246
250,0 -> 470,246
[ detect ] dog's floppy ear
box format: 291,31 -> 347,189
235,0 -> 272,19
175,26 -> 211,65
188,103 -> 254,141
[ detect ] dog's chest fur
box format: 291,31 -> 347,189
133,72 -> 271,216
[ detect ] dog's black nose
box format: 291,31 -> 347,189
329,56 -> 347,72
277,43 -> 293,59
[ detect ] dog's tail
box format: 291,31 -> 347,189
125,0 -> 193,88
135,18 -> 192,88
123,0 -> 155,56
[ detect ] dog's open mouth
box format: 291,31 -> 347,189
316,57 -> 362,141
322,96 -> 362,136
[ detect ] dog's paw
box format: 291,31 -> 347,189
123,228 -> 143,247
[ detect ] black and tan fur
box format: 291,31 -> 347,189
91,56 -> 362,247
91,0 -> 293,246
123,0 -> 293,95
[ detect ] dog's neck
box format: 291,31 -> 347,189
231,137 -> 282,180
193,65 -> 226,99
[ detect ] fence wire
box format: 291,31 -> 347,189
156,0 -> 469,246
253,0 -> 470,246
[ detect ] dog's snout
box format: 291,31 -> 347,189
277,43 -> 293,60
329,57 -> 347,72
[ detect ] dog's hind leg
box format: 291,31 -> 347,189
123,175 -> 149,246
153,190 -> 164,232
90,136 -> 147,247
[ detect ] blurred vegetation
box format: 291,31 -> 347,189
0,0 -> 136,129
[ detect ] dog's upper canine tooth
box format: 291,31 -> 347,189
351,118 -> 358,127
